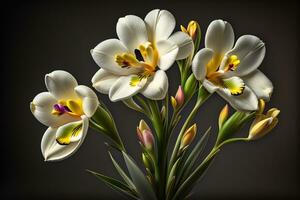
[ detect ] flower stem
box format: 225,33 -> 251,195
168,86 -> 210,175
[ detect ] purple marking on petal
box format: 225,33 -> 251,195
53,104 -> 70,114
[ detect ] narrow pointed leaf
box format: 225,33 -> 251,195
122,152 -> 157,200
180,127 -> 211,182
109,152 -> 136,190
87,169 -> 138,200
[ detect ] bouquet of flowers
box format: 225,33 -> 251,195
30,9 -> 280,200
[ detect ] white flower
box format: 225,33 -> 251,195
91,9 -> 194,102
192,20 -> 273,111
30,70 -> 99,161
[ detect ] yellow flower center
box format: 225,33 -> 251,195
51,99 -> 83,117
206,55 -> 244,95
115,42 -> 159,87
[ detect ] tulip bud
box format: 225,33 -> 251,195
218,104 -> 229,129
248,108 -> 280,140
180,124 -> 197,150
137,120 -> 155,152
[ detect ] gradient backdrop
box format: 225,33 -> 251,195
2,0 -> 299,199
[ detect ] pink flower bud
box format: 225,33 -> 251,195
175,86 -> 185,108
142,130 -> 155,151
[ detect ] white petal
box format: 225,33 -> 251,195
45,70 -> 78,99
205,19 -> 234,55
202,79 -> 218,93
30,92 -> 76,128
242,70 -> 273,101
74,85 -> 99,117
217,86 -> 258,111
141,70 -> 168,100
192,48 -> 214,81
41,116 -> 89,161
156,40 -> 178,70
91,69 -> 119,94
144,9 -> 176,42
91,39 -> 139,75
225,35 -> 266,76
168,32 -> 194,60
109,75 -> 147,102
116,15 -> 148,51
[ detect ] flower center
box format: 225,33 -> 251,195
115,42 -> 158,75
206,55 -> 244,95
52,99 -> 83,117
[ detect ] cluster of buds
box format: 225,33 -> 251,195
171,86 -> 185,110
248,100 -> 280,140
180,124 -> 197,151
137,120 -> 155,152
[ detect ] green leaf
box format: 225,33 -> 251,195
122,152 -> 157,200
179,127 -> 211,183
86,169 -> 138,200
109,152 -> 136,190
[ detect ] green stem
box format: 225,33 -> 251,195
168,86 -> 210,174
172,137 -> 249,200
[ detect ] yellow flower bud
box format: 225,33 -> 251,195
181,20 -> 199,40
180,124 -> 197,149
218,104 -> 229,129
248,108 -> 280,140
171,96 -> 177,109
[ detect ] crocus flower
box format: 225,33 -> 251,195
192,20 -> 273,111
91,9 -> 194,102
30,70 -> 99,161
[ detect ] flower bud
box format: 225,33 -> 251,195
171,96 -> 177,109
175,86 -> 185,107
180,124 -> 197,149
161,105 -> 166,120
218,104 -> 229,129
137,120 -> 155,151
248,108 -> 280,140
181,20 -> 199,40
142,153 -> 154,172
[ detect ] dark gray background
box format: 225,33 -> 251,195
2,0 -> 299,199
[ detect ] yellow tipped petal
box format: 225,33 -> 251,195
218,104 -> 229,128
